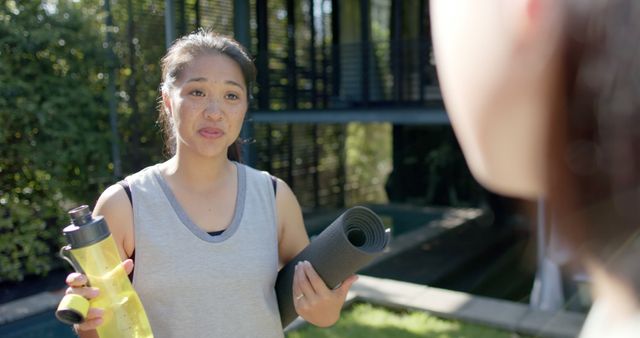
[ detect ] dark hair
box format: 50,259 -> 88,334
548,0 -> 640,267
158,29 -> 256,161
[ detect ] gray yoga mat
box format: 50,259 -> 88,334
275,206 -> 390,328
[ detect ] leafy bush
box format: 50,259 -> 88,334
0,1 -> 113,281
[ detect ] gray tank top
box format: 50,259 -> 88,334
126,162 -> 284,338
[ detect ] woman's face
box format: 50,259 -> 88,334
163,53 -> 248,159
430,0 -> 564,199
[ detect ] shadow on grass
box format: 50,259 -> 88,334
287,323 -> 528,338
286,303 -> 527,338
288,324 -> 489,338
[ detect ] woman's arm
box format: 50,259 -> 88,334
275,178 -> 357,327
93,184 -> 135,260
66,184 -> 135,336
276,178 -> 309,267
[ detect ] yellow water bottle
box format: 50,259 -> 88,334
55,205 -> 154,338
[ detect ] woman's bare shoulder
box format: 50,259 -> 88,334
93,183 -> 135,258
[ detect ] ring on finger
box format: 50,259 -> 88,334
295,294 -> 304,301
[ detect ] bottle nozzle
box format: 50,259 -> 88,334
68,205 -> 92,226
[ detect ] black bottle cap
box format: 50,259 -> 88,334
56,308 -> 85,325
62,205 -> 110,249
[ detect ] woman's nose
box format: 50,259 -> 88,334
204,99 -> 223,120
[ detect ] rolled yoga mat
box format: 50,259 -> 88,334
275,206 -> 390,328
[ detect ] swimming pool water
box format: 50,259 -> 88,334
305,204 -> 443,238
373,207 -> 441,237
0,310 -> 76,338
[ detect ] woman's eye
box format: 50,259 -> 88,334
190,90 -> 205,97
225,93 -> 239,100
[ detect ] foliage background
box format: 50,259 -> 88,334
0,1 -> 113,281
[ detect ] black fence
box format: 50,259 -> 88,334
96,0 -> 480,210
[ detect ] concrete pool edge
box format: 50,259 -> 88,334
0,289 -> 64,326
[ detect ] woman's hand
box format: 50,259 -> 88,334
292,260 -> 358,327
64,259 -> 134,332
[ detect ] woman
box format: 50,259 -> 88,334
430,0 -> 639,337
64,30 -> 357,337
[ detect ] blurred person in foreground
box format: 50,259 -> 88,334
430,0 -> 640,337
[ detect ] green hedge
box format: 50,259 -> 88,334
0,1 -> 113,282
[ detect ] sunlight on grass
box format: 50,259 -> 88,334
286,303 -> 530,338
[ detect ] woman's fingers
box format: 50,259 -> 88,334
65,285 -> 100,299
63,261 -> 131,331
300,261 -> 329,295
292,269 -> 303,301
63,270 -> 108,331
122,258 -> 134,275
65,271 -> 100,299
74,308 -> 105,331
289,262 -> 357,327
85,307 -> 104,320
335,274 -> 358,298
292,260 -> 358,322
75,308 -> 104,331
65,273 -> 87,287
75,318 -> 103,331
294,261 -> 315,300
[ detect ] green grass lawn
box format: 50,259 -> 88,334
286,303 -> 531,338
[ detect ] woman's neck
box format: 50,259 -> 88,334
161,151 -> 235,194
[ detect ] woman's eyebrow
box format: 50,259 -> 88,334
184,77 -> 244,91
185,77 -> 207,83
225,80 -> 245,91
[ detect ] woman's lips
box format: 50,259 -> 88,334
198,127 -> 224,139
